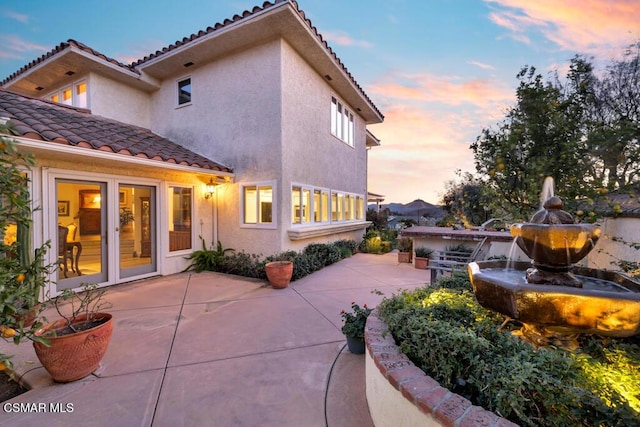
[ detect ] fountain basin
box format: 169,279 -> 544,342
468,260 -> 640,338
510,223 -> 601,268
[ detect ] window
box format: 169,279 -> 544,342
75,82 -> 87,108
331,97 -> 354,146
169,187 -> 192,251
243,183 -> 273,226
292,184 -> 364,225
178,78 -> 192,106
48,80 -> 87,108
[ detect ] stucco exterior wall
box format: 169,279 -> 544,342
587,217 -> 640,271
279,40 -> 369,250
88,73 -> 151,129
148,40 -> 284,255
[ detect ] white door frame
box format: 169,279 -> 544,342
43,168 -> 162,296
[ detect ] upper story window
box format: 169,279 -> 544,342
242,182 -> 274,228
48,80 -> 87,108
177,77 -> 192,106
330,97 -> 354,146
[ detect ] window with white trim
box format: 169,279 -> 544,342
168,186 -> 192,251
48,80 -> 87,108
292,184 -> 364,225
331,97 -> 354,146
243,183 -> 274,226
177,77 -> 192,106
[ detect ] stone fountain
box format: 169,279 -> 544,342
468,194 -> 640,348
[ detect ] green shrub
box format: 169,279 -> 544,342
414,247 -> 434,259
433,274 -> 473,291
187,240 -> 359,282
218,251 -> 265,279
333,239 -> 357,256
444,243 -> 473,254
183,239 -> 234,272
362,236 -> 383,254
377,284 -> 640,426
396,237 -> 413,252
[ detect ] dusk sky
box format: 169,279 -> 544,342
1,1 -> 639,204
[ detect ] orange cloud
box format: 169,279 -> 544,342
365,73 -> 514,204
369,72 -> 514,108
366,103 -> 491,204
486,0 -> 640,54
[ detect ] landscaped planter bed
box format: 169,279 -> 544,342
365,310 -> 517,427
367,279 -> 639,427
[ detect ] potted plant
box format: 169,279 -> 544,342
119,207 -> 135,233
340,302 -> 372,354
264,260 -> 294,289
396,237 -> 413,263
264,252 -> 295,289
33,284 -> 113,382
414,247 -> 434,269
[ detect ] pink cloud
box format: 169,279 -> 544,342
366,103 -> 491,204
0,35 -> 48,60
322,30 -> 373,49
365,73 -> 515,203
369,72 -> 514,107
486,0 -> 640,54
4,10 -> 29,24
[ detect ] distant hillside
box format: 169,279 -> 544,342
369,199 -> 445,218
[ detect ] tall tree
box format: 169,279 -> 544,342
471,65 -> 591,220
586,43 -> 640,190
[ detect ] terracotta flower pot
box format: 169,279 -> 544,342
13,303 -> 41,328
265,261 -> 293,289
33,313 -> 113,383
397,252 -> 412,263
414,257 -> 429,269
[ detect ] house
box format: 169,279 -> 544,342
0,0 -> 383,295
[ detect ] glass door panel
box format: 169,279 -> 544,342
119,184 -> 156,278
56,180 -> 107,290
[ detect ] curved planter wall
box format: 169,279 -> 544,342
365,310 -> 518,427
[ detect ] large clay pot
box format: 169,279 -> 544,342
265,261 -> 293,289
414,257 -> 429,269
33,313 -> 113,383
397,252 -> 412,263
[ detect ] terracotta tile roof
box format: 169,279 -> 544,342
1,0 -> 382,120
0,89 -> 232,172
133,0 -> 382,120
0,40 -> 138,87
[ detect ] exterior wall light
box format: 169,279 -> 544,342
205,178 -> 216,200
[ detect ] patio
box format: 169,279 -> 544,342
1,252 -> 428,426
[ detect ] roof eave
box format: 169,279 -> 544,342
5,133 -> 235,179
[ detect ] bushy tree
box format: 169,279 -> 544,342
440,170 -> 491,226
471,44 -> 640,220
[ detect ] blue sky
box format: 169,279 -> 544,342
1,1 -> 639,204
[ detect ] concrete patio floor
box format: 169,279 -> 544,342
1,252 -> 429,426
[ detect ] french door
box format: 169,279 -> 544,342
118,183 -> 156,279
53,174 -> 157,291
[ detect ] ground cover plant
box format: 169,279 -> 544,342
376,275 -> 640,427
184,238 -> 358,281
